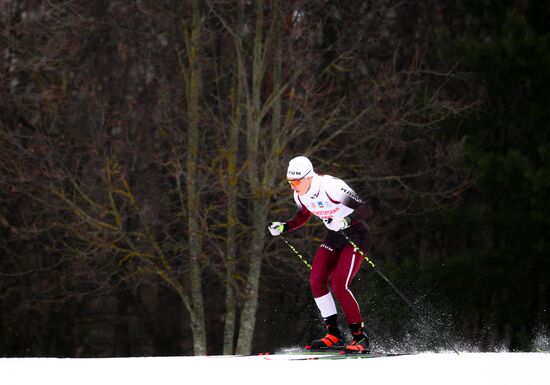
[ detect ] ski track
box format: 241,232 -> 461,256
1,352 -> 549,385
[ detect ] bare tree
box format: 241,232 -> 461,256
180,0 -> 207,355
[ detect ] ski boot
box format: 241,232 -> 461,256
307,314 -> 344,351
345,322 -> 371,353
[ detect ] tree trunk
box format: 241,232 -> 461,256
184,0 -> 207,356
223,70 -> 242,356
235,0 -> 275,355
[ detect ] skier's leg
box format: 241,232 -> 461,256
330,243 -> 363,324
309,242 -> 339,313
331,243 -> 371,352
308,243 -> 342,349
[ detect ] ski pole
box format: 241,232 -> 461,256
340,231 -> 460,355
280,234 -> 312,270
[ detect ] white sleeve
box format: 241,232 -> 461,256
325,177 -> 364,208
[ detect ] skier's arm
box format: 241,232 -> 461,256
325,200 -> 372,232
285,205 -> 313,232
268,195 -> 312,236
325,178 -> 372,230
346,201 -> 373,223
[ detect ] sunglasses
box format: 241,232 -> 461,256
287,170 -> 311,186
287,178 -> 303,186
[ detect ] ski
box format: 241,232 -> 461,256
258,348 -> 411,361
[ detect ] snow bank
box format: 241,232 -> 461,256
1,352 -> 549,385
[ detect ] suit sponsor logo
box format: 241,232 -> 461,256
316,201 -> 332,209
320,244 -> 334,252
311,208 -> 339,218
340,187 -> 363,203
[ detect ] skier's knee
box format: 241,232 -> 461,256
310,272 -> 327,297
330,279 -> 348,298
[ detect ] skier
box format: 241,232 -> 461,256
268,156 -> 373,353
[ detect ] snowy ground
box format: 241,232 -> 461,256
2,352 -> 549,385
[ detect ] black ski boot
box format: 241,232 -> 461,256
345,322 -> 371,353
308,314 -> 344,350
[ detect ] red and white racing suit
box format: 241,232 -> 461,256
285,173 -> 372,324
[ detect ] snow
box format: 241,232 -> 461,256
1,352 -> 549,385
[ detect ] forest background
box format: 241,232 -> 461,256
1,0 -> 549,357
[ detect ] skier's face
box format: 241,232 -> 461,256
287,176 -> 312,196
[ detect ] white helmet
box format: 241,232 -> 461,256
287,156 -> 314,179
